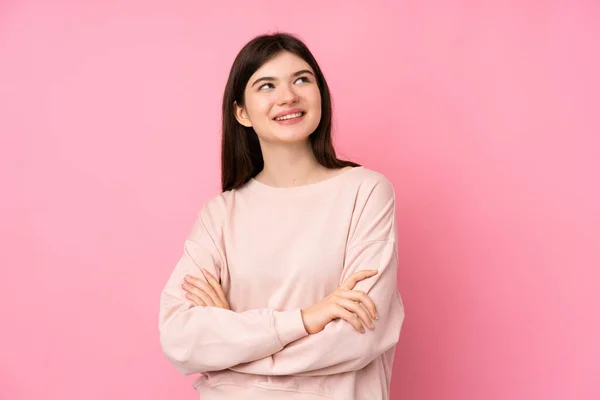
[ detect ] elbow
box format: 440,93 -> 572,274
159,319 -> 220,375
159,326 -> 230,375
383,294 -> 405,351
358,298 -> 405,367
160,330 -> 201,375
159,305 -> 216,374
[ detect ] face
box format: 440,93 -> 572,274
234,51 -> 322,144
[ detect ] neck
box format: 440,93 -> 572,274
256,140 -> 326,188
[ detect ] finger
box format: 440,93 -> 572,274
201,269 -> 228,307
341,290 -> 378,320
184,292 -> 206,307
182,281 -> 213,306
340,270 -> 378,290
336,297 -> 373,330
334,306 -> 365,333
184,275 -> 220,306
182,280 -> 215,307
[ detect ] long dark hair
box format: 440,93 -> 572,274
221,32 -> 359,192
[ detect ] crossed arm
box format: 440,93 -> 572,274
159,180 -> 404,376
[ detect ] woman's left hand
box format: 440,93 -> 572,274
181,269 -> 230,310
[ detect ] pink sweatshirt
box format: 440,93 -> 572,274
159,166 -> 405,399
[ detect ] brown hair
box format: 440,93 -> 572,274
221,32 -> 359,192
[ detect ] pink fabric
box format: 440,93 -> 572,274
159,166 -> 405,399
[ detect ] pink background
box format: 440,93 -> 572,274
1,1 -> 599,399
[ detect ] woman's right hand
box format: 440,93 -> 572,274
300,270 -> 379,334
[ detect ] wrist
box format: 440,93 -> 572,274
300,308 -> 315,334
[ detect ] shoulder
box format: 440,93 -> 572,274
194,189 -> 236,233
348,167 -> 396,204
199,190 -> 233,214
344,167 -> 397,244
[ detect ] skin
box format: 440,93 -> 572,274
181,51 -> 379,334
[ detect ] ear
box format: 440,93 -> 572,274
233,101 -> 253,127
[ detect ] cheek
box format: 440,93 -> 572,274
307,88 -> 322,109
243,86 -> 272,116
247,96 -> 274,120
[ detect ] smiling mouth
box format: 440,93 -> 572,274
273,112 -> 305,121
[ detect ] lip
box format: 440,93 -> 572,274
272,108 -> 305,120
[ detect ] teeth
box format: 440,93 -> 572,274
275,112 -> 303,121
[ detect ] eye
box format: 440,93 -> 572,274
295,76 -> 310,84
259,82 -> 275,91
258,76 -> 310,91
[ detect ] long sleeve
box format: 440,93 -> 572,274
158,207 -> 308,375
229,178 -> 405,376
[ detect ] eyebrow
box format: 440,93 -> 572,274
251,69 -> 315,88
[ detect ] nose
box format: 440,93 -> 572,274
277,83 -> 298,105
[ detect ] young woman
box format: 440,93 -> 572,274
159,32 -> 405,400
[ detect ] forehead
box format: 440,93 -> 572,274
250,52 -> 314,80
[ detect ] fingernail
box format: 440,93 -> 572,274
374,313 -> 378,320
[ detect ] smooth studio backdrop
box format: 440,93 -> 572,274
1,1 -> 599,399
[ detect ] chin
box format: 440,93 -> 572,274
273,131 -> 313,144
267,130 -> 317,144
